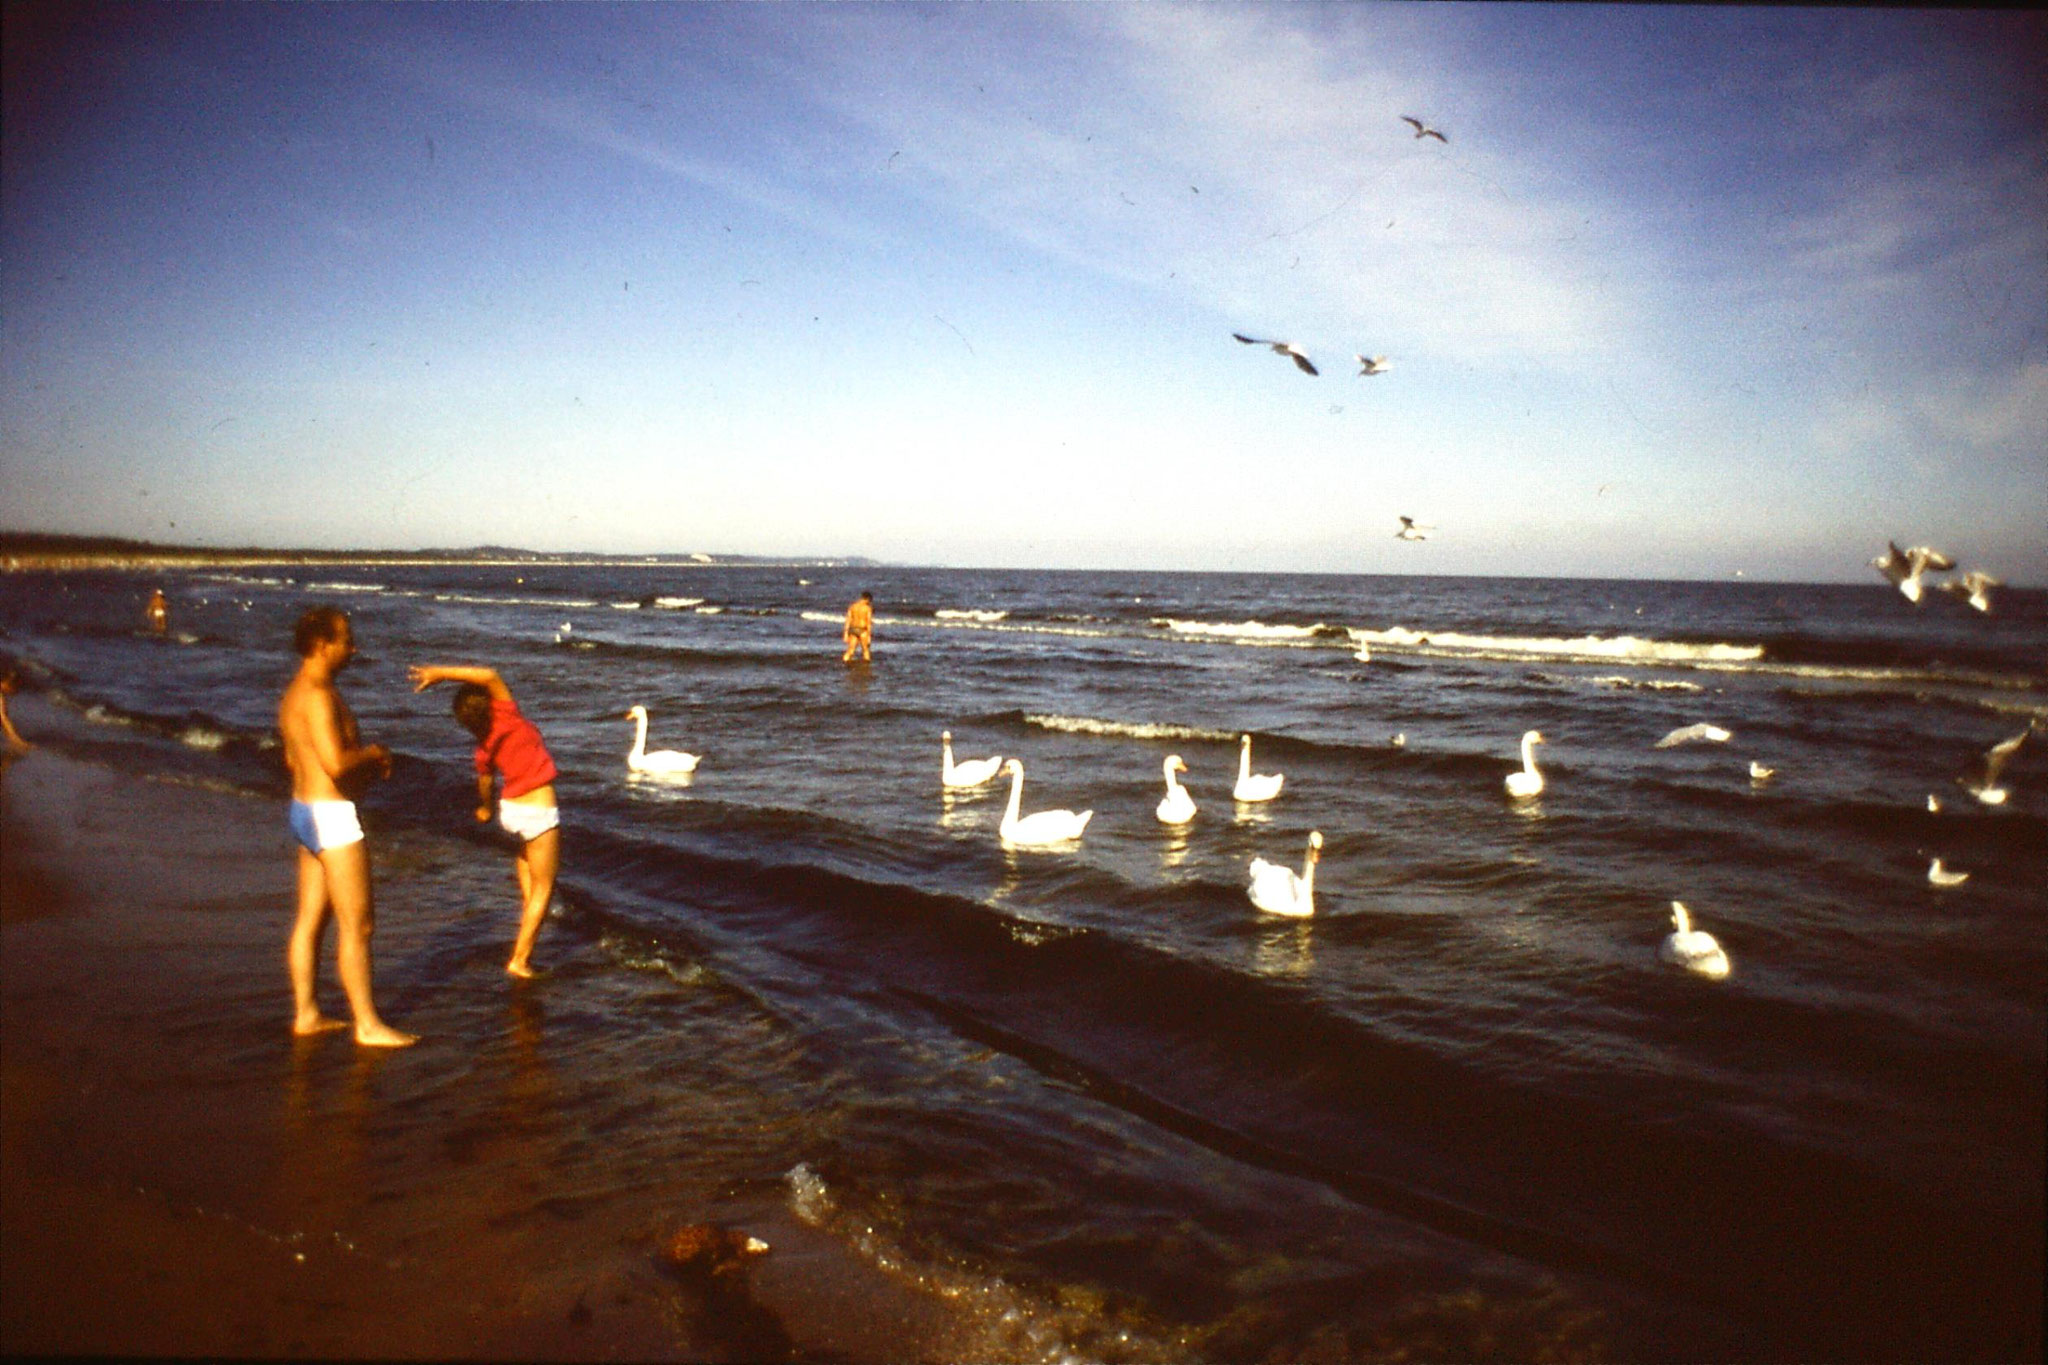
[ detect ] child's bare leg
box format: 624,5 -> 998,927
507,828 -> 559,978
321,842 -> 416,1047
289,848 -> 347,1034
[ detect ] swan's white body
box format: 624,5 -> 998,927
1872,541 -> 1954,603
1928,858 -> 1969,887
1660,902 -> 1730,979
998,759 -> 1091,847
1964,726 -> 2031,806
1504,730 -> 1545,799
1656,723 -> 1732,749
1234,735 -> 1284,802
941,731 -> 1003,789
625,705 -> 700,774
1156,755 -> 1196,824
1749,761 -> 1775,782
1248,831 -> 1321,917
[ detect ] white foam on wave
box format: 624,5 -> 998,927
1025,713 -> 1236,743
178,726 -> 229,751
695,605 -> 723,615
1348,625 -> 1764,665
434,593 -> 600,609
807,609 -> 1114,640
1154,617 -> 1328,643
1590,675 -> 1706,692
610,600 -> 643,610
306,580 -> 386,594
653,596 -> 704,609
936,608 -> 1009,622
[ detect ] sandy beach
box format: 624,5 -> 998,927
0,713 -> 953,1362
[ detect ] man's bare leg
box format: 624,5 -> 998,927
506,828 -> 558,978
320,841 -> 417,1047
289,848 -> 348,1034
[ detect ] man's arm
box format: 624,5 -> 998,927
409,664 -> 513,700
303,688 -> 391,783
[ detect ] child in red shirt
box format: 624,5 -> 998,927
409,664 -> 560,978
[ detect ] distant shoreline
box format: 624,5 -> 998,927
0,535 -> 868,573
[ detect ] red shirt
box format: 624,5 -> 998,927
474,699 -> 558,800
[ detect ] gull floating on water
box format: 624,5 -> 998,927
1927,794 -> 1942,813
1400,116 -> 1448,143
1232,333 -> 1318,375
1963,724 -> 2033,805
1749,760 -> 1775,782
1661,902 -> 1730,979
1395,516 -> 1433,541
1927,858 -> 1970,888
1356,354 -> 1390,376
1655,723 -> 1732,749
1871,541 -> 1954,604
1936,569 -> 2000,614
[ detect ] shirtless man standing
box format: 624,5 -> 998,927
279,606 -> 415,1047
842,590 -> 874,663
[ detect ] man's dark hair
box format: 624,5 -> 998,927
452,683 -> 493,739
293,606 -> 349,657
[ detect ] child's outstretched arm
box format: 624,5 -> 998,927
408,664 -> 514,699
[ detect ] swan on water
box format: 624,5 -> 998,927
624,705 -> 700,774
1749,760 -> 1775,782
941,731 -> 1003,789
1156,754 -> 1197,825
1964,724 -> 2033,805
1231,333 -> 1319,375
1248,831 -> 1322,917
998,759 -> 1092,847
1660,902 -> 1730,979
1655,723 -> 1732,749
1928,858 -> 1970,887
1936,569 -> 1999,613
1871,541 -> 1954,603
1504,730 -> 1545,799
1234,734 -> 1284,802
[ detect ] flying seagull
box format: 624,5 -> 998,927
1401,116 -> 1448,143
1871,541 -> 1954,603
1395,516 -> 1433,541
1962,724 -> 2034,805
1936,569 -> 2000,614
1356,354 -> 1390,376
1232,333 -> 1318,375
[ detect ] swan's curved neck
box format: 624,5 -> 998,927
1003,768 -> 1024,826
942,737 -> 956,780
1520,735 -> 1539,771
1672,906 -> 1691,934
1164,760 -> 1184,795
630,711 -> 648,760
1239,742 -> 1251,781
1300,851 -> 1318,891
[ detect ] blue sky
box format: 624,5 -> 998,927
4,3 -> 2043,581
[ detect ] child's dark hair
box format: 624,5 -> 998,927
452,683 -> 493,738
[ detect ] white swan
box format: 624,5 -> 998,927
1248,831 -> 1322,917
1504,730 -> 1545,799
941,731 -> 1003,789
1928,858 -> 1969,887
1234,734 -> 1284,802
1156,755 -> 1196,825
624,705 -> 700,774
1660,902 -> 1730,979
998,759 -> 1091,847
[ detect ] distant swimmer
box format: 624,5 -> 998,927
1870,541 -> 1953,604
1936,569 -> 1999,614
842,590 -> 874,662
1232,333 -> 1319,376
0,663 -> 31,752
145,588 -> 169,635
279,606 -> 414,1047
411,664 -> 562,978
1400,115 -> 1448,143
1356,354 -> 1390,376
1395,516 -> 1433,541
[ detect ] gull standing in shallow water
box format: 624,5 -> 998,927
1937,569 -> 2000,613
1231,333 -> 1319,375
1871,541 -> 1954,603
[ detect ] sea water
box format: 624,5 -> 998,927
2,563 -> 2042,1361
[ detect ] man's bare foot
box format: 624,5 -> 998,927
354,1022 -> 419,1048
293,1013 -> 349,1036
506,960 -> 536,979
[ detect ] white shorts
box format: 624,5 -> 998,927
290,799 -> 364,854
498,801 -> 560,842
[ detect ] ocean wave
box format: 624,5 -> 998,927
609,600 -> 643,610
433,592 -> 601,609
696,606 -> 724,615
936,608 -> 1010,623
1589,675 -> 1706,692
1023,713 -> 1238,743
305,580 -> 386,594
1154,617 -> 1339,643
1348,626 -> 1765,665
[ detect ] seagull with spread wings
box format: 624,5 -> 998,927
1395,516 -> 1434,541
1356,354 -> 1390,376
1232,333 -> 1318,375
1401,116 -> 1448,143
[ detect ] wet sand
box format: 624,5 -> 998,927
1,734 -> 953,1361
